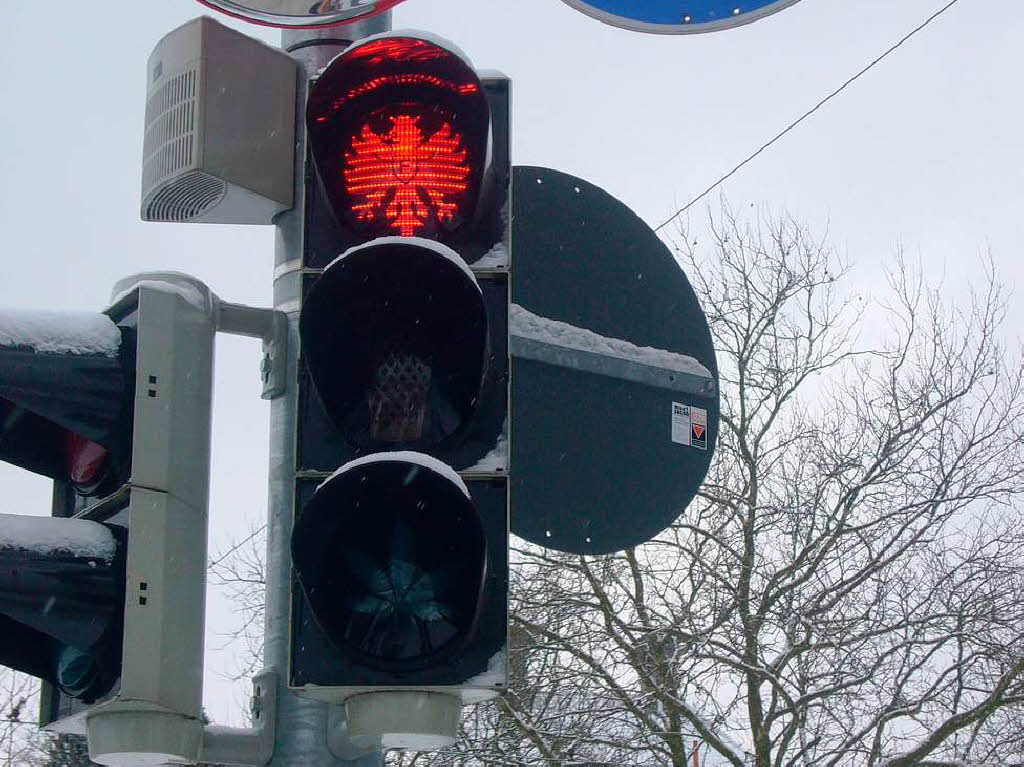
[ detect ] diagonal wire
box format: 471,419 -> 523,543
653,0 -> 965,233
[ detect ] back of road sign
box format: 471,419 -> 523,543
559,0 -> 803,34
510,166 -> 719,554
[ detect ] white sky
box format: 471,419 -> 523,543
0,0 -> 1021,727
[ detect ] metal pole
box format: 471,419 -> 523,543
264,12 -> 391,766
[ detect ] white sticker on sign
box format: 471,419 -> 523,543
672,402 -> 709,449
671,402 -> 691,446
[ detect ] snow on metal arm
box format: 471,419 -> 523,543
509,303 -> 715,397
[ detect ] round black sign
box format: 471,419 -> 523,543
511,166 -> 719,554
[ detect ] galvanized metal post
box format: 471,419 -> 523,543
264,13 -> 391,766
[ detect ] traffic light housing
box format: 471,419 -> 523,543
289,32 -> 510,753
0,307 -> 135,705
0,513 -> 127,704
0,278 -> 223,765
0,310 -> 135,497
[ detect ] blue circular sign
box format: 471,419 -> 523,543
561,0 -> 803,33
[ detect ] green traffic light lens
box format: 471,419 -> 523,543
292,456 -> 486,671
55,645 -> 101,699
333,506 -> 469,662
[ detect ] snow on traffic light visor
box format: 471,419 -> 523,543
307,35 -> 490,242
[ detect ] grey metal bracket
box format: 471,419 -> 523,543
217,302 -> 289,399
199,669 -> 277,766
509,305 -> 716,397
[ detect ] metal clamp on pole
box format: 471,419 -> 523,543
199,670 -> 278,766
216,302 -> 289,399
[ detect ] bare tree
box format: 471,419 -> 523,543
209,522 -> 267,685
397,206 -> 1024,766
0,669 -> 48,767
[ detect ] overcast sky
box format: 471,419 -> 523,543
0,0 -> 1020,727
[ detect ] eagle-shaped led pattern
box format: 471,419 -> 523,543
342,108 -> 471,237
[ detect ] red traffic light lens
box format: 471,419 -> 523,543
307,35 -> 490,243
0,399 -> 114,495
343,104 -> 472,237
63,431 -> 108,488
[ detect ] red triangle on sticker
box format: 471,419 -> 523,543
692,424 -> 705,439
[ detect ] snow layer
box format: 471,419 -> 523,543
463,646 -> 507,687
0,514 -> 116,562
0,310 -> 120,357
466,418 -> 508,472
325,236 -> 481,294
510,303 -> 712,378
321,450 -> 470,499
109,278 -> 212,313
473,242 -> 508,270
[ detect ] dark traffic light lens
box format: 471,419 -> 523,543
292,456 -> 486,670
300,239 -> 489,454
55,645 -> 102,700
332,504 -> 468,662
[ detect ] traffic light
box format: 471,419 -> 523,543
0,307 -> 134,704
0,513 -> 127,704
0,277 -> 223,765
289,32 -> 510,754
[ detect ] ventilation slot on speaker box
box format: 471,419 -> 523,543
142,67 -> 199,193
145,171 -> 227,222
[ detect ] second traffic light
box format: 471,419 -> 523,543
289,32 -> 509,753
0,279 -> 218,765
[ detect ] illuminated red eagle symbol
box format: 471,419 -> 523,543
342,108 -> 471,237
